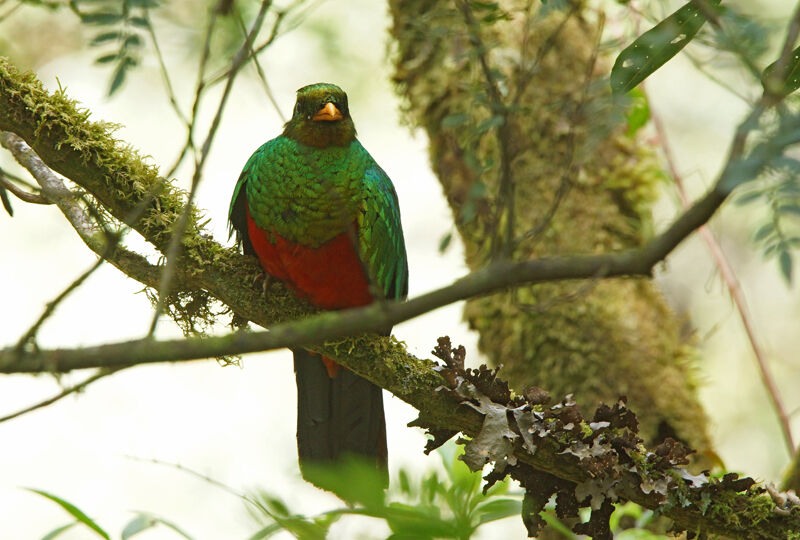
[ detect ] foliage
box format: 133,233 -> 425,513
26,446 -> 521,540
610,0 -> 800,283
69,0 -> 156,96
610,0 -> 721,96
27,445 -> 678,539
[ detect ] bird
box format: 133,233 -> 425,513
228,82 -> 408,483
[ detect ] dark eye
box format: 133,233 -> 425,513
293,102 -> 301,116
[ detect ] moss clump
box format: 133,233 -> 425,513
0,57 -> 198,251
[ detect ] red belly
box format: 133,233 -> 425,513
246,209 -> 373,310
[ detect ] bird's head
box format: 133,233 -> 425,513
282,83 -> 356,148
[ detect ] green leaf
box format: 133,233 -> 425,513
127,513 -> 194,539
540,0 -> 571,17
90,31 -> 122,46
26,489 -> 110,539
779,249 -> 793,283
261,495 -> 290,518
474,498 -> 522,524
80,12 -> 124,25
268,516 -> 328,540
778,203 -> 800,217
477,115 -> 505,134
108,56 -> 137,96
539,510 -> 577,538
439,232 -> 453,253
625,87 -> 650,137
40,522 -> 77,540
397,468 -> 413,496
441,113 -> 469,129
129,16 -> 150,28
123,34 -> 143,48
611,0 -> 720,95
753,222 -> 775,242
763,46 -> 800,97
246,523 -> 283,540
616,529 -> 670,539
301,458 -> 386,510
735,190 -> 763,205
121,515 -> 156,539
95,53 -> 119,64
373,503 -> 457,537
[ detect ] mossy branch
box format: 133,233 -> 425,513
2,57 -> 800,536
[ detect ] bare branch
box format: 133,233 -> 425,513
0,167 -> 51,205
235,11 -> 285,122
0,367 -> 123,424
0,130 -> 94,238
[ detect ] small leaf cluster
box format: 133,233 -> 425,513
70,0 -> 159,96
736,149 -> 800,283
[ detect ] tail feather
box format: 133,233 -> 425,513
293,349 -> 387,482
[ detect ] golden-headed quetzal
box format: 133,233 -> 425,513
228,83 -> 408,481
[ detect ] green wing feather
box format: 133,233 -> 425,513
230,138 -> 408,301
358,158 -> 409,301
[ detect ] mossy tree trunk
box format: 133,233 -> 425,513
388,0 -> 711,454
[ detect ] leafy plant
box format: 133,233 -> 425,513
248,443 -> 522,540
69,0 -> 158,96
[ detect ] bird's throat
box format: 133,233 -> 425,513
282,118 -> 356,148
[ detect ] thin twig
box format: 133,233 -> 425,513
0,168 -> 51,205
15,256 -> 108,351
126,456 -> 270,516
204,0 -> 312,87
0,367 -> 123,424
650,106 -> 795,455
516,12 -> 604,249
689,0 -> 762,81
163,9 -> 218,180
1,131 -> 171,349
456,0 -> 515,259
0,131 -> 173,295
147,0 -> 273,337
512,0 -> 581,107
235,10 -> 285,122
0,131 -> 94,237
0,1 -> 21,23
683,50 -> 752,103
145,9 -> 191,130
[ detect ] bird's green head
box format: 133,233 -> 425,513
282,83 -> 356,148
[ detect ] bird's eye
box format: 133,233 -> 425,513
293,103 -> 301,116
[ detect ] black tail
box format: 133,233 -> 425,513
293,349 -> 388,483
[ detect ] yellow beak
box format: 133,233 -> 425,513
312,102 -> 343,122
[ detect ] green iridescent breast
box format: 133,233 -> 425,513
244,136 -> 371,247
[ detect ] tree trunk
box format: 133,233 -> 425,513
388,0 -> 712,454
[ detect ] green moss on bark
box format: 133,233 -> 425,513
389,1 -> 711,453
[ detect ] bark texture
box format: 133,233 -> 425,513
388,0 -> 712,453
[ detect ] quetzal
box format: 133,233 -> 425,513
228,83 -> 408,481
